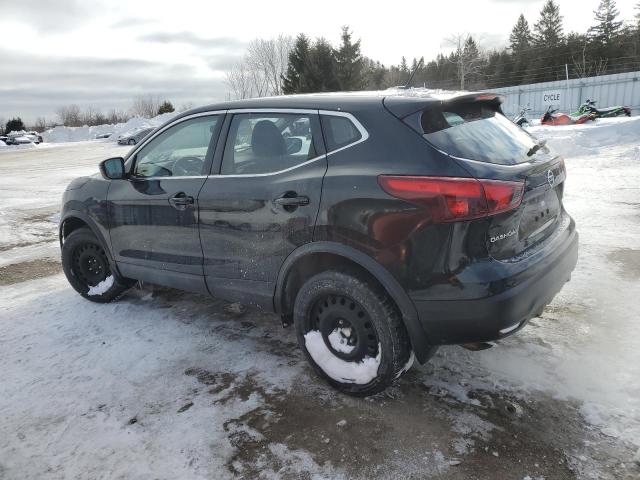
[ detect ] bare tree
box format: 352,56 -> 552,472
246,35 -> 294,96
130,94 -> 162,118
0,117 -> 5,134
225,35 -> 294,100
107,108 -> 130,124
82,105 -> 97,126
35,117 -> 47,132
56,104 -> 82,126
572,44 -> 608,78
225,62 -> 261,100
443,33 -> 485,90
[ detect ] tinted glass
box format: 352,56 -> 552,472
222,113 -> 316,175
134,116 -> 219,177
321,115 -> 362,151
421,103 -> 541,165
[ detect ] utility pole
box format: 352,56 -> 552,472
565,64 -> 570,111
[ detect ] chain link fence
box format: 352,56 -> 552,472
486,71 -> 640,119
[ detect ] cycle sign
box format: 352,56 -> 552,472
543,90 -> 562,105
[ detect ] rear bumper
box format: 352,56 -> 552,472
413,228 -> 579,345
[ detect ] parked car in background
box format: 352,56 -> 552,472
26,131 -> 44,143
117,127 -> 155,145
60,92 -> 578,396
6,133 -> 35,145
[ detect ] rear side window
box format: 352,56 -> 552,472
420,103 -> 539,165
321,115 -> 362,151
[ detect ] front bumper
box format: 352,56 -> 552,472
413,228 -> 579,345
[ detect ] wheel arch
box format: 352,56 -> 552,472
275,242 -> 432,363
59,211 -> 121,276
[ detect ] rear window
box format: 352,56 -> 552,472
421,103 -> 540,165
321,115 -> 362,151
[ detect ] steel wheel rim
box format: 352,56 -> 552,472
308,294 -> 379,362
72,242 -> 110,288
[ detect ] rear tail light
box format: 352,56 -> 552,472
378,175 -> 524,223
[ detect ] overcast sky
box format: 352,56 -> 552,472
1,0 -> 637,124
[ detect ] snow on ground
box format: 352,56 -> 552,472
1,117 -> 639,479
0,141 -> 124,251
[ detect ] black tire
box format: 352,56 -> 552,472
61,227 -> 134,303
128,138 -> 136,145
294,270 -> 412,396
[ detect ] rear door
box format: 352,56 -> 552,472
198,110 -> 326,306
108,113 -> 224,290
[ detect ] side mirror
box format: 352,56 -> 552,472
99,157 -> 126,180
285,137 -> 303,155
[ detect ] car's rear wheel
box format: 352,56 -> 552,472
128,138 -> 136,145
294,270 -> 412,396
61,227 -> 135,303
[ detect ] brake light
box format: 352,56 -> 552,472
378,175 -> 524,223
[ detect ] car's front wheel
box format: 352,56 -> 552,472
128,138 -> 136,145
294,270 -> 412,396
61,227 -> 135,303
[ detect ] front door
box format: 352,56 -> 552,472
108,113 -> 224,291
198,111 -> 326,306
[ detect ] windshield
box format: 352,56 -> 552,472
421,102 -> 542,165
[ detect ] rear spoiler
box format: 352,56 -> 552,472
384,93 -> 506,119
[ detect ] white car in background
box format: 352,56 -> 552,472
117,127 -> 155,145
6,133 -> 35,145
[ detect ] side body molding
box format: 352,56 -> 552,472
274,241 -> 433,363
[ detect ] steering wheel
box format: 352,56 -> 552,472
172,156 -> 204,176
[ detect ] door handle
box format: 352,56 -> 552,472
274,194 -> 310,207
169,192 -> 194,210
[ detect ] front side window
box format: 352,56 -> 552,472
221,113 -> 317,175
420,102 -> 541,165
134,116 -> 220,177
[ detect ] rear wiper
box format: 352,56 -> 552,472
527,139 -> 547,157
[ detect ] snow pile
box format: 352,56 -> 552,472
87,275 -> 114,296
304,330 -> 380,384
528,116 -> 640,157
42,111 -> 180,143
0,140 -> 6,146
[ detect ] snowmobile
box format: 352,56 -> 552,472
513,106 -> 532,128
541,106 -> 595,126
573,99 -> 631,118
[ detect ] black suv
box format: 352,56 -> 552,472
60,92 -> 578,395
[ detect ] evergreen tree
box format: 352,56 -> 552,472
589,0 -> 622,44
533,0 -> 564,47
334,26 -> 364,91
363,58 -> 387,89
463,37 -> 480,59
399,56 -> 409,75
282,34 -> 312,94
5,117 -> 25,133
510,14 -> 533,53
157,101 -> 174,115
308,38 -> 340,92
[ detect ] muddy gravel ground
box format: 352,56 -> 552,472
1,138 -> 639,479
